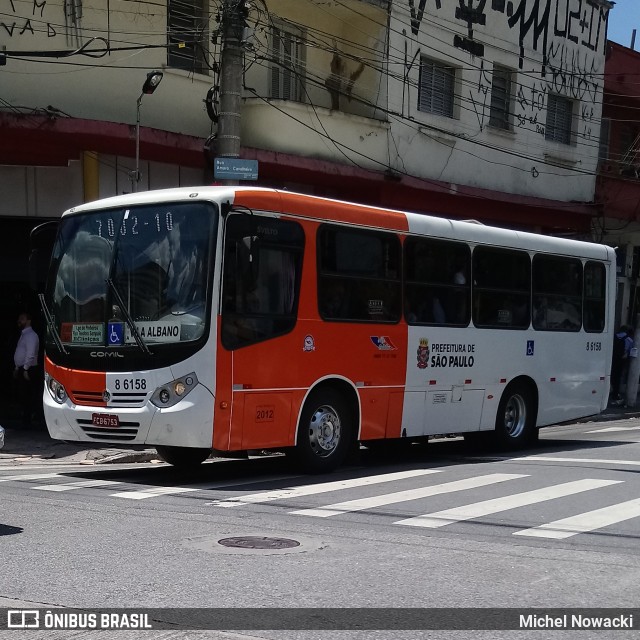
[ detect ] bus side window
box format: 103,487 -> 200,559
318,225 -> 401,323
584,261 -> 606,333
532,255 -> 582,332
472,247 -> 530,329
404,237 -> 470,326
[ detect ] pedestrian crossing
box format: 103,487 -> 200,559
4,467 -> 640,541
290,473 -> 525,518
394,479 -> 621,529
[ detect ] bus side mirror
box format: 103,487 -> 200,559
29,220 -> 59,293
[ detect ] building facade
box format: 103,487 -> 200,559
597,41 -> 640,327
1,0 -> 613,229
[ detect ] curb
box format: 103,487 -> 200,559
94,451 -> 160,464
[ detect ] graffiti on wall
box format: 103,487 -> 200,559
1,0 -> 58,38
405,0 -> 610,142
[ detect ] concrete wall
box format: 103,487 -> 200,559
1,0 -> 214,137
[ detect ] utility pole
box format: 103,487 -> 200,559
216,0 -> 247,185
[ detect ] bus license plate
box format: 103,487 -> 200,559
92,413 -> 120,428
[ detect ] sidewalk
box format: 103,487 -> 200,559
2,399 -> 640,466
0,418 -> 159,465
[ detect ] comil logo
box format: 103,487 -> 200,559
8,610 -> 40,628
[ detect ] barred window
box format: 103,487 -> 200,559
545,94 -> 573,144
168,0 -> 208,74
489,66 -> 513,130
418,58 -> 456,118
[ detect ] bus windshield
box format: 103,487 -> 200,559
47,201 -> 217,351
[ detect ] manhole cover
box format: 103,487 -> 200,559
218,536 -> 300,550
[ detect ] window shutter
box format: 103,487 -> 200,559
269,23 -> 305,102
489,68 -> 511,129
545,95 -> 572,144
418,59 -> 454,118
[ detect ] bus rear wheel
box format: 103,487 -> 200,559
155,445 -> 212,468
288,388 -> 352,473
494,383 -> 535,449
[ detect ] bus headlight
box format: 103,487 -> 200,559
46,374 -> 67,404
151,373 -> 198,408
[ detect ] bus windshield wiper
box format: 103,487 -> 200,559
38,293 -> 69,355
106,278 -> 152,356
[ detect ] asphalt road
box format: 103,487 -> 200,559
1,418 -> 640,639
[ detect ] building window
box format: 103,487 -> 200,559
418,58 -> 456,118
489,66 -> 513,130
270,22 -> 306,102
168,0 -> 208,74
545,94 -> 573,144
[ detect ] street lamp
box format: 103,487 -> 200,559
132,70 -> 163,192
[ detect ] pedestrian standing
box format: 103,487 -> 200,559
610,325 -> 634,405
13,312 -> 40,426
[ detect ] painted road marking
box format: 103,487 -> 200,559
0,473 -> 62,483
208,469 -> 442,508
111,486 -> 200,500
588,426 -> 640,433
513,498 -> 640,539
395,479 -> 622,529
34,479 -> 122,492
511,456 -> 640,467
290,474 -> 527,518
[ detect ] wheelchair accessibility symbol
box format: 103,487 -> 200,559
108,322 -> 124,345
526,340 -> 535,356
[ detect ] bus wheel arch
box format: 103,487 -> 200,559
494,377 -> 538,449
288,379 -> 359,473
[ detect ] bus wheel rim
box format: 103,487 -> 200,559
308,404 -> 341,457
504,393 -> 526,438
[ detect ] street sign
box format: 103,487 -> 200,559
214,158 -> 259,181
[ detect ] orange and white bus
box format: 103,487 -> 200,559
41,187 -> 615,472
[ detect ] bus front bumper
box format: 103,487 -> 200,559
43,384 -> 215,449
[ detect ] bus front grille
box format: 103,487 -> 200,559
71,390 -> 148,407
111,392 -> 148,405
72,390 -> 103,405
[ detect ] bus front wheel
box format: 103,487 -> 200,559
494,383 -> 535,449
155,445 -> 212,468
289,388 -> 352,473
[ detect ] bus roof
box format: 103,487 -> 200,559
63,186 -> 613,261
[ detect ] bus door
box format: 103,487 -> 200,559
216,213 -> 305,451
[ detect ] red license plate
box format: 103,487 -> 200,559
91,413 -> 120,428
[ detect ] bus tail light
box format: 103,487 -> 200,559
46,374 -> 67,404
151,373 -> 198,408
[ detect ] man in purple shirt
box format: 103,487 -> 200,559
13,312 -> 40,425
